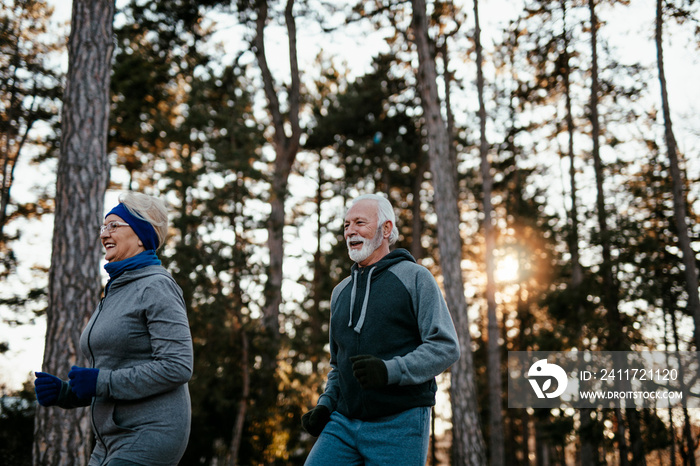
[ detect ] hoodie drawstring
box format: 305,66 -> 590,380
348,266 -> 375,334
348,270 -> 358,328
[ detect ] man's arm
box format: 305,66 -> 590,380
316,313 -> 340,410
315,278 -> 350,411
384,265 -> 460,386
316,361 -> 340,411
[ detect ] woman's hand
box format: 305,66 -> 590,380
34,372 -> 62,406
68,366 -> 99,399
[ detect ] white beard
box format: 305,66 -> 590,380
347,229 -> 383,264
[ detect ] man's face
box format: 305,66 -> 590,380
344,200 -> 385,265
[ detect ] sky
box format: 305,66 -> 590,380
2,0 -> 699,392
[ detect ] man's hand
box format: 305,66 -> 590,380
350,354 -> 388,389
301,405 -> 331,437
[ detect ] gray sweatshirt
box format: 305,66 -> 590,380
57,265 -> 193,466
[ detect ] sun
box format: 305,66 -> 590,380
495,253 -> 520,283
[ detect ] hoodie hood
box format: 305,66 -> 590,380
347,249 -> 416,333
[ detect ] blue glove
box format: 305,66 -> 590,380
34,372 -> 62,406
68,366 -> 99,399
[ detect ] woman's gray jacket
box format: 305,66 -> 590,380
57,265 -> 193,466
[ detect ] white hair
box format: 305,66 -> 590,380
119,191 -> 169,249
350,193 -> 399,245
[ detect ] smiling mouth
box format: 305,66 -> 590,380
348,238 -> 364,248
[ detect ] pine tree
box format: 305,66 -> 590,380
410,0 -> 487,463
33,1 -> 114,465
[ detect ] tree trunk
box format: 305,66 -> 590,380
589,1 -> 645,463
0,0 -> 59,245
32,1 -> 114,465
473,0 -> 504,464
589,0 -> 620,348
410,1 -> 486,464
655,0 -> 700,354
559,1 -> 599,462
0,112 -> 33,242
253,0 -> 301,403
255,0 -> 301,336
663,293 -> 680,466
225,329 -> 249,466
410,158 -> 427,261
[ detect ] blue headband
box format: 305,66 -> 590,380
106,203 -> 159,251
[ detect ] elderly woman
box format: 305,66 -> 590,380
34,192 -> 193,466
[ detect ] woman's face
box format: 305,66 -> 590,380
100,214 -> 145,262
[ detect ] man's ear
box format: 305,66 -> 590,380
383,221 -> 393,238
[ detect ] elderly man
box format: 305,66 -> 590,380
302,193 -> 460,465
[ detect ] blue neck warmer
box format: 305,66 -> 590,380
104,249 -> 162,287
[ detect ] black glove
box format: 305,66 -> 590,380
34,372 -> 62,407
301,405 -> 331,437
350,354 -> 388,389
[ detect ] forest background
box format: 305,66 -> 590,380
1,0 -> 700,465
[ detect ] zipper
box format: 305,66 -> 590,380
87,295 -> 107,461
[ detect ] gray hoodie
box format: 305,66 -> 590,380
317,249 -> 460,420
57,265 -> 193,466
